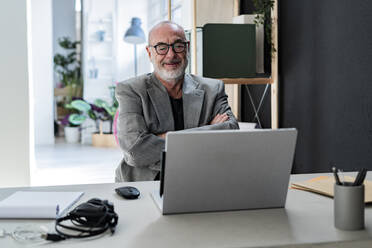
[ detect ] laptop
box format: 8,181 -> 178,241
151,128 -> 297,214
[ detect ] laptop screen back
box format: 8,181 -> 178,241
161,129 -> 297,214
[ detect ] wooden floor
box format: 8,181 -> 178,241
31,138 -> 122,186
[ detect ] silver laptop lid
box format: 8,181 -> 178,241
161,129 -> 297,214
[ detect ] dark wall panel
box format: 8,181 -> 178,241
280,0 -> 372,173
241,85 -> 271,128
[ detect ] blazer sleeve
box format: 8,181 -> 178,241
116,83 -> 164,170
187,81 -> 239,131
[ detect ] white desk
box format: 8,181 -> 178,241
1,173 -> 372,248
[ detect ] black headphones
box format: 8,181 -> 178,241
46,198 -> 118,241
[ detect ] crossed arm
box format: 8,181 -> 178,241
157,113 -> 230,138
157,82 -> 238,138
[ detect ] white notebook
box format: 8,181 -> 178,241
0,191 -> 84,219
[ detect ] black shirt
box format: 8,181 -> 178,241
154,97 -> 184,181
169,96 -> 184,131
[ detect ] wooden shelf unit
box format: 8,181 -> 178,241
221,77 -> 272,85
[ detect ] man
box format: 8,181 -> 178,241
115,21 -> 239,182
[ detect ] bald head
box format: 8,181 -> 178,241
148,21 -> 186,45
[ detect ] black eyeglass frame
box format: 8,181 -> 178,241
149,41 -> 190,55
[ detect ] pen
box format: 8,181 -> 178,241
338,169 -> 345,185
353,169 -> 364,186
332,167 -> 341,185
353,168 -> 367,186
359,170 -> 367,185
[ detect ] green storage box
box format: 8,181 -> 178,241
202,24 -> 256,78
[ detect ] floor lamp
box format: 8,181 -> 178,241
123,17 -> 146,77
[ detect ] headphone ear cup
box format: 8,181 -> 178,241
71,198 -> 106,218
88,198 -> 103,205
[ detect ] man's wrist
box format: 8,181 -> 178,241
157,132 -> 167,139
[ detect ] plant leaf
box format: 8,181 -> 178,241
64,103 -> 73,109
70,100 -> 91,112
69,113 -> 86,125
94,99 -> 109,108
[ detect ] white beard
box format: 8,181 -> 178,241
151,54 -> 189,83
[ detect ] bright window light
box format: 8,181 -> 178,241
75,0 -> 81,12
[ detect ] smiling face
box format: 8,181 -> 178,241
146,22 -> 189,84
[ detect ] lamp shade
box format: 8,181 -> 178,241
124,17 -> 146,44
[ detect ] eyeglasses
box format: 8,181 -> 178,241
149,41 -> 189,55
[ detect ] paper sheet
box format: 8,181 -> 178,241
292,176 -> 372,203
0,191 -> 84,219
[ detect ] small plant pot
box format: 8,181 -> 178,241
64,126 -> 80,143
92,132 -> 117,148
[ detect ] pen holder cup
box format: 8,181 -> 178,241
334,183 -> 365,230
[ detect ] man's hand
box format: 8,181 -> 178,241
157,133 -> 167,139
210,113 -> 229,125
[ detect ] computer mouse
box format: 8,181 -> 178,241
115,186 -> 140,200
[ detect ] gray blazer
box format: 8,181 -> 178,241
115,73 -> 239,182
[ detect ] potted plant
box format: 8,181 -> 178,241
251,0 -> 276,55
89,86 -> 119,147
61,99 -> 91,143
54,37 -> 83,121
54,37 -> 82,96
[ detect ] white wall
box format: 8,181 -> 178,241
32,0 -> 54,145
53,0 -> 76,87
180,0 -> 234,29
0,0 -> 30,187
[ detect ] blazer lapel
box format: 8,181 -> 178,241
147,74 -> 174,131
183,74 -> 205,129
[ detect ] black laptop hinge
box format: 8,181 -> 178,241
160,150 -> 166,197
